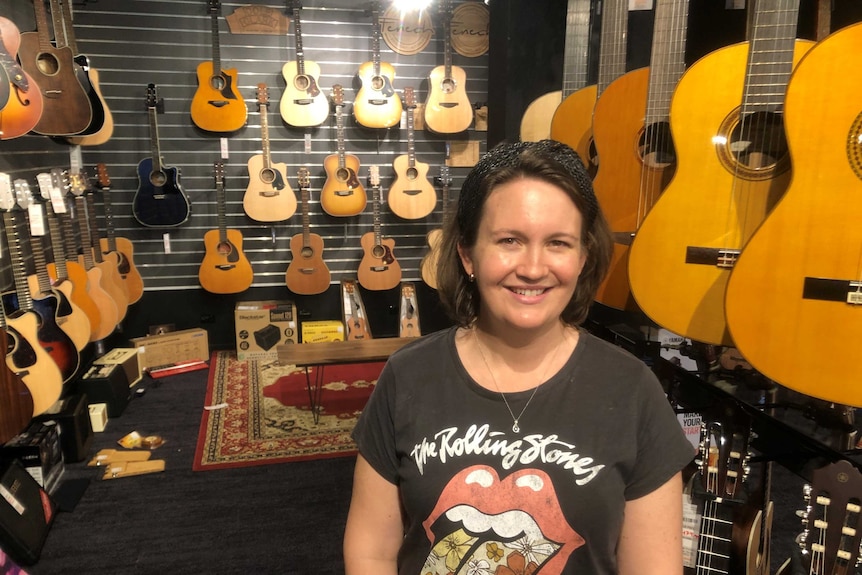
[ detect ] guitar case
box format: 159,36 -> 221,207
0,459 -> 57,565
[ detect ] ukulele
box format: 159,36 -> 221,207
286,167 -> 330,295
629,0 -> 812,346
420,164 -> 452,290
190,0 -> 247,133
95,164 -> 144,304
388,87 -> 436,220
0,16 -> 43,140
358,165 -> 402,291
344,280 -> 370,341
280,0 -> 329,128
399,283 -> 420,338
17,0 -> 92,136
589,0 -> 691,312
0,305 -> 34,441
724,21 -> 860,406
321,84 -> 366,217
424,0 -> 472,134
353,1 -> 402,129
199,161 -> 254,295
243,83 -> 295,222
134,84 -> 191,228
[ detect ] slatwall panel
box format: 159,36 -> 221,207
0,0 -> 489,293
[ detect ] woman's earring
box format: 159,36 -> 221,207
468,273 -> 475,282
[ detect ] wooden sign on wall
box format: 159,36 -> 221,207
226,5 -> 291,35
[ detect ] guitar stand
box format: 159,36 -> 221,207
302,365 -> 326,425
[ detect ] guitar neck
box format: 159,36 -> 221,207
216,177 -> 228,243
300,184 -> 311,247
743,0 -> 800,113
372,183 -> 382,246
442,3 -> 452,79
78,195 -> 104,264
335,102 -> 346,168
45,204 -> 72,281
406,107 -> 416,169
293,7 -> 307,75
32,0 -> 55,52
31,234 -> 55,296
60,203 -> 91,268
148,105 -> 164,173
597,0 -> 629,96
2,211 -> 34,311
560,0 -> 592,97
260,101 -> 273,170
210,7 -> 222,72
100,186 -> 119,253
56,0 -> 81,54
696,500 -> 735,574
371,10 -> 382,76
644,0 -> 690,123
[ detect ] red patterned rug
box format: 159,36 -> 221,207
193,351 -> 383,471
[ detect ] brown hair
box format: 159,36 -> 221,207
437,140 -> 613,327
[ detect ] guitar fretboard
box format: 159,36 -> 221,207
560,0 -> 592,98
210,3 -> 223,75
597,0 -> 629,96
644,0 -> 690,125
2,211 -> 34,312
742,0 -> 801,112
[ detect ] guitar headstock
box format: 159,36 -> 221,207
36,172 -> 54,201
331,84 -> 344,106
439,165 -> 451,187
208,0 -> 221,15
0,173 -> 15,212
288,0 -> 302,15
95,163 -> 111,190
368,165 -> 380,188
297,167 -> 310,189
256,83 -> 269,107
12,179 -> 34,210
696,402 -> 752,501
146,83 -> 159,110
401,282 -> 415,298
68,170 -> 91,197
214,161 -> 225,187
403,86 -> 415,108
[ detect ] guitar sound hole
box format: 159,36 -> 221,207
260,167 -> 276,185
587,139 -> 599,178
294,75 -> 310,91
406,167 -> 418,180
638,121 -> 675,169
371,75 -> 384,91
717,110 -> 789,180
210,74 -> 226,91
372,245 -> 385,258
440,78 -> 456,95
217,242 -> 233,257
845,112 -> 862,182
301,247 -> 314,258
336,167 -> 350,182
36,53 -> 59,76
150,171 -> 167,187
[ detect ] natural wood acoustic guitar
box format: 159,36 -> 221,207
358,166 -> 402,291
399,283 -> 421,338
388,87 -> 436,220
424,0 -> 472,134
321,84 -> 366,217
0,312 -> 34,439
344,280 -> 371,341
354,1 -> 402,129
0,16 -> 43,140
286,167 -> 330,295
420,165 -> 452,290
280,1 -> 328,128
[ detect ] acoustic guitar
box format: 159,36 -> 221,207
321,84 -> 366,217
0,16 -> 43,140
280,1 -> 329,128
134,84 -> 191,228
199,161 -> 254,295
358,166 -> 402,291
244,84 -> 294,222
399,283 -> 420,338
95,164 -> 144,305
286,167 -> 330,295
549,0 -> 629,176
388,87 -> 436,220
354,1 -> 402,129
420,164 -> 452,290
17,0 -> 92,136
0,308 -> 34,440
424,0 -> 472,134
628,0 -> 812,346
344,280 -> 371,341
589,0 -> 691,311
190,0 -> 247,133
724,21 -> 861,406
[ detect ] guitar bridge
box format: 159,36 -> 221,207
368,98 -> 388,106
404,189 -> 423,196
370,265 -> 389,272
293,99 -> 315,105
299,268 -> 316,275
440,102 -> 459,108
334,190 -> 355,197
258,191 -> 279,197
215,264 -> 236,271
685,247 -> 740,269
803,278 -> 862,304
207,100 -> 229,108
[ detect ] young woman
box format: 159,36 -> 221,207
344,140 -> 694,574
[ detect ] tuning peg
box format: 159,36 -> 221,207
802,483 -> 812,502
796,529 -> 809,550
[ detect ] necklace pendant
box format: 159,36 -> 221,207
512,421 -> 520,433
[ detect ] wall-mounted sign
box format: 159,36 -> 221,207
381,5 -> 435,56
226,5 -> 291,35
451,2 -> 489,57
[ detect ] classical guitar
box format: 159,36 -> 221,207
549,0 -> 629,176
420,164 -> 452,290
51,0 -> 111,143
344,280 -> 371,341
95,164 -> 144,304
389,87 -> 436,220
0,307 -> 34,441
354,1 -> 402,129
321,84 -> 366,217
358,166 -> 402,291
190,0 -> 247,132
589,0 -> 691,312
724,21 -> 862,407
243,83 -> 295,222
134,84 -> 191,228
424,0 -> 473,134
199,161 -> 254,295
629,0 -> 813,346
280,0 -> 329,128
520,0 -> 591,143
775,460 -> 862,575
399,283 -> 421,338
0,16 -> 43,140
0,175 -> 80,386
286,167 -> 330,295
17,0 -> 91,136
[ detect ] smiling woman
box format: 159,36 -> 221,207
344,141 -> 695,575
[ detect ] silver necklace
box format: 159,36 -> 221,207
473,331 -> 565,433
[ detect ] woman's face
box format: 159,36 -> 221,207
458,177 -> 587,335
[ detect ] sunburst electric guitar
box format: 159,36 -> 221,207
354,1 -> 402,129
190,0 -> 247,132
420,165 -> 452,290
244,83 -> 295,222
424,0 -> 472,134
280,1 -> 328,128
389,87 -> 436,220
199,161 -> 254,295
286,167 -> 330,295
0,16 -> 43,140
358,166 -> 402,291
321,84 -> 366,217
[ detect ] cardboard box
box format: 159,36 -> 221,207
131,328 -> 210,369
301,320 -> 345,343
0,422 -> 64,493
93,348 -> 142,388
235,301 -> 297,361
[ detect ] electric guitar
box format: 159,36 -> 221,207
0,16 -> 43,140
134,84 -> 191,228
0,306 -> 34,441
321,84 -> 366,217
286,167 -> 330,295
199,161 -> 254,294
190,0 -> 247,132
629,0 -> 812,345
399,283 -> 420,337
724,21 -> 862,406
420,164 -> 452,290
344,280 -> 371,341
17,0 -> 92,136
95,164 -> 144,304
388,87 -> 436,220
354,1 -> 402,129
280,0 -> 328,128
424,0 -> 472,134
243,83 -> 295,222
358,166 -> 402,291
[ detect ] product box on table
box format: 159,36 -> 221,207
235,300 -> 298,361
0,422 -> 64,493
301,320 -> 345,343
130,328 -> 210,370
